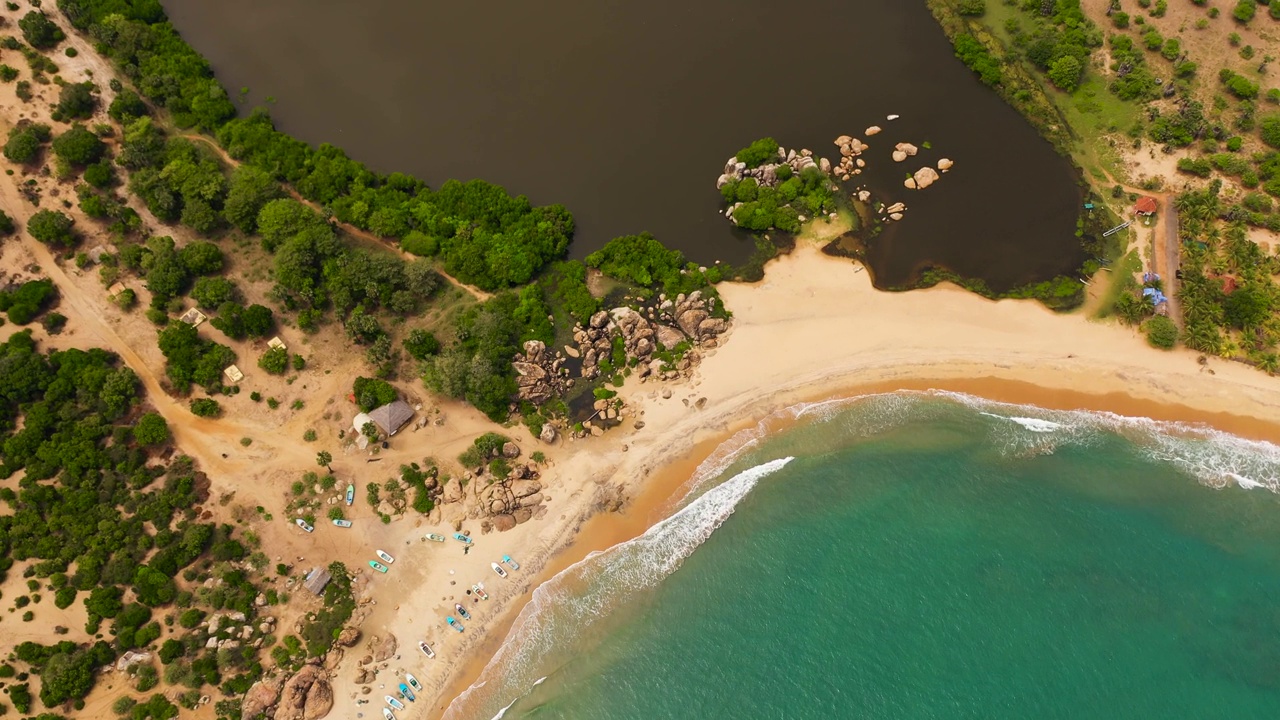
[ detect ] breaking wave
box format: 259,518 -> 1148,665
443,457 -> 795,720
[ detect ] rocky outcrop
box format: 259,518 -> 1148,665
273,665 -> 332,720
539,424 -> 557,444
336,627 -> 360,648
372,634 -> 397,662
243,676 -> 285,719
476,473 -> 546,530
513,340 -> 572,405
937,157 -> 953,172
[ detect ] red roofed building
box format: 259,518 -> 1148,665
1134,196 -> 1158,216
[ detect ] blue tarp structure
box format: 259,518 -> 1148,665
1142,287 -> 1168,305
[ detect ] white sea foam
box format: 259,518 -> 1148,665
444,457 -> 795,720
979,411 -> 1063,433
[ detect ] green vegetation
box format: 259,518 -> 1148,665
18,11 -> 65,49
733,137 -> 779,168
353,377 -> 397,412
157,321 -> 236,393
458,432 -> 511,468
0,330 -> 267,707
585,233 -> 724,299
4,120 -> 51,164
28,209 -> 77,249
0,278 -> 58,325
717,159 -> 835,234
257,346 -> 289,375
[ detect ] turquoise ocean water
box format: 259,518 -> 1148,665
443,392 -> 1280,720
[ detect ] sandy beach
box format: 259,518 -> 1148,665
319,242 -> 1280,720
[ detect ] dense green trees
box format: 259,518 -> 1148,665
190,276 -> 236,309
403,329 -> 441,361
222,166 -> 283,233
423,289 -> 553,420
734,137 -> 779,167
4,121 -> 51,164
28,210 -> 77,248
51,124 -> 107,167
209,302 -> 273,340
19,11 -> 65,49
952,33 -> 1003,86
0,279 -> 58,325
353,377 -> 397,412
56,81 -> 97,120
157,321 -> 235,392
133,412 -> 170,446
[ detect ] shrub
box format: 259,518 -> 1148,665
1233,0 -> 1256,23
51,124 -> 106,167
956,0 -> 985,15
258,346 -> 289,374
189,398 -> 221,417
1145,315 -> 1179,349
403,328 -> 441,360
4,121 -> 50,164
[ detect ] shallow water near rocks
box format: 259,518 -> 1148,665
164,0 -> 1084,290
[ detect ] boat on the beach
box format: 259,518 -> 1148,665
417,642 -> 434,659
453,532 -> 473,544
345,483 -> 354,506
384,696 -> 405,711
503,554 -> 520,570
491,562 -> 508,578
398,683 -> 415,702
382,709 -> 395,720
376,550 -> 395,564
369,561 -> 388,573
472,583 -> 489,600
447,616 -> 464,632
332,519 -> 352,528
425,533 -> 446,542
295,518 -> 314,533
454,603 -> 471,620
406,673 -> 423,691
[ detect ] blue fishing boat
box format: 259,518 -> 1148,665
384,696 -> 405,711
503,554 -> 520,570
345,483 -> 354,506
452,532 -> 473,544
398,683 -> 415,702
447,616 -> 464,632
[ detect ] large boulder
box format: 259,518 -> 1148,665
519,492 -> 544,508
501,442 -> 521,459
512,507 -> 534,524
697,318 -> 729,338
676,308 -> 709,339
372,634 -> 397,662
589,310 -> 610,329
243,676 -> 285,719
441,478 -> 463,504
655,324 -> 686,350
539,424 -> 557,444
510,480 -> 542,499
273,665 -> 331,720
912,166 -> 940,189
336,627 -> 360,648
492,514 -> 517,532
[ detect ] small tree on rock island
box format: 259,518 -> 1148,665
316,451 -> 333,474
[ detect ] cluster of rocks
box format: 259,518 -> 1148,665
513,340 -> 572,404
572,291 -> 728,381
195,608 -> 276,652
716,145 -> 823,191
833,134 -> 870,181
903,158 -> 953,190
478,475 -> 547,531
243,664 -> 333,720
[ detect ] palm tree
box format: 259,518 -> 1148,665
316,451 -> 333,474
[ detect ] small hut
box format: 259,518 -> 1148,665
179,308 -> 208,327
267,336 -> 287,351
303,566 -> 331,595
369,400 -> 414,437
1134,196 -> 1158,217
223,364 -> 244,383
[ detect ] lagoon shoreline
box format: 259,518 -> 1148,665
420,243 -> 1280,719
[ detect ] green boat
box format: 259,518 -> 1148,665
425,533 -> 446,542
369,561 -> 388,573
345,483 -> 355,506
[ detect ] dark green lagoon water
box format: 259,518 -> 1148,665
443,392 -> 1280,720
